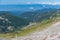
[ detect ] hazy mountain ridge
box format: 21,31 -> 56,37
0,4 -> 60,16
20,9 -> 60,22
0,4 -> 60,11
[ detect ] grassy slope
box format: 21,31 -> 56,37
17,19 -> 56,36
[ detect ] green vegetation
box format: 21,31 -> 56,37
0,19 -> 59,38
0,9 -> 60,38
0,12 -> 29,33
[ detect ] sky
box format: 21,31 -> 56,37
0,0 -> 60,4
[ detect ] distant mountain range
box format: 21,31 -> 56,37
0,4 -> 60,16
0,4 -> 60,11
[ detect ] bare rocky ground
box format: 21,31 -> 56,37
11,22 -> 60,40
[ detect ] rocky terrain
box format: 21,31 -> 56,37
11,22 -> 60,40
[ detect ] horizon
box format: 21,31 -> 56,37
0,0 -> 60,5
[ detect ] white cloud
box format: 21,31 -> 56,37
26,2 -> 60,5
27,2 -> 32,4
39,2 -> 60,5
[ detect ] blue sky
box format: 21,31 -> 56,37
0,0 -> 60,4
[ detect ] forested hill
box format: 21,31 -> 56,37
0,12 -> 29,33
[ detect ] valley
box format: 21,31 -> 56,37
0,4 -> 60,40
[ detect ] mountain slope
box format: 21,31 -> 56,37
11,9 -> 60,40
0,12 -> 29,33
14,22 -> 60,40
20,9 -> 60,22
